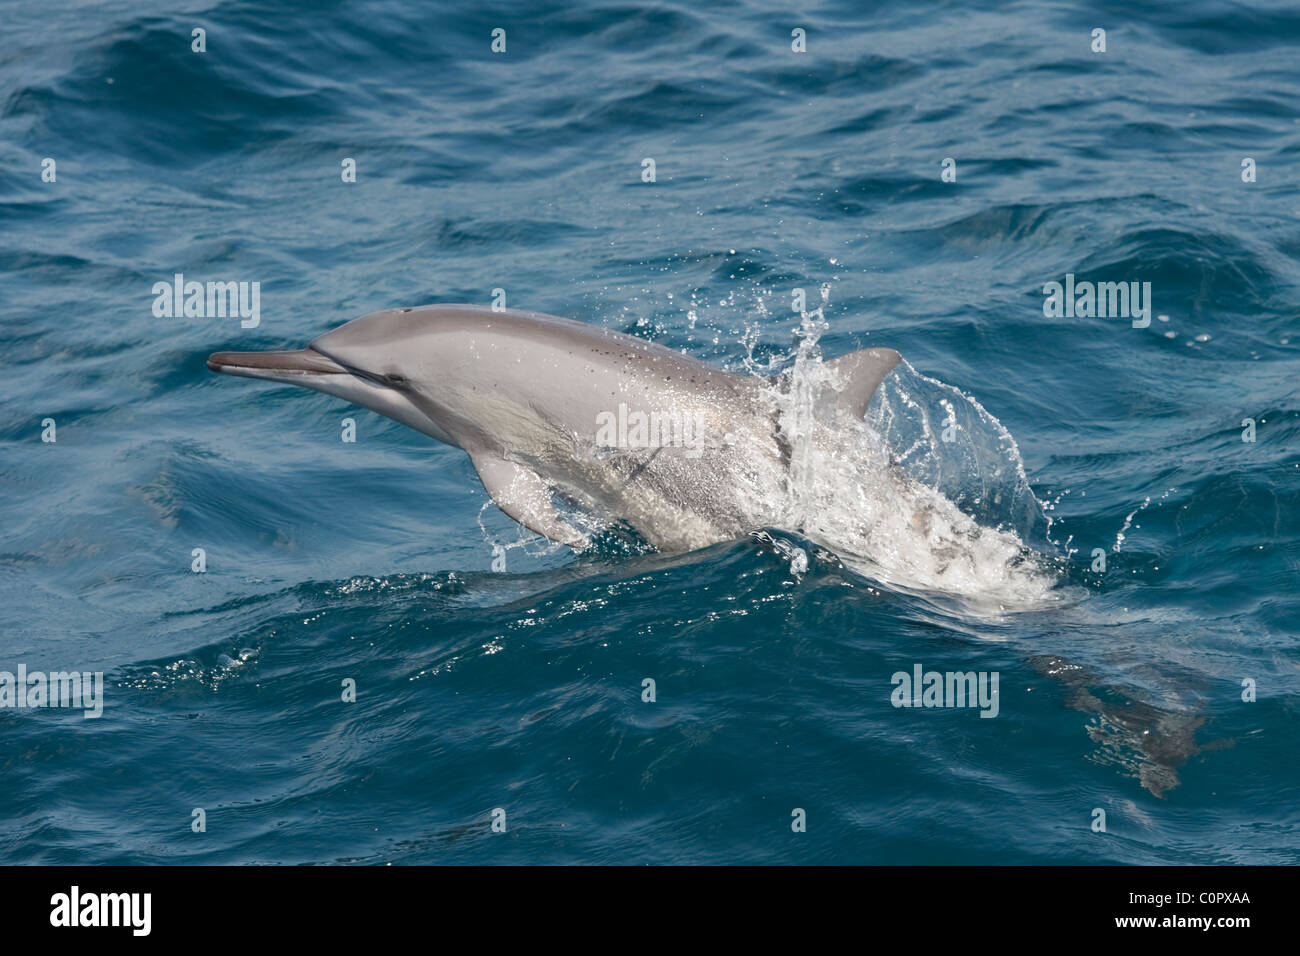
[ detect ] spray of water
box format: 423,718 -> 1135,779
756,306 -> 1067,612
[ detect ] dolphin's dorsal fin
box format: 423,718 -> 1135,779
824,347 -> 902,419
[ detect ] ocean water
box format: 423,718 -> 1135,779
1,0 -> 1298,865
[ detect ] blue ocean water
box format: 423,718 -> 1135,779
1,0 -> 1298,864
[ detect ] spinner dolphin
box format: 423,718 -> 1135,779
208,305 -> 901,551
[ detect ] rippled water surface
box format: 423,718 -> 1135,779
1,0 -> 1298,864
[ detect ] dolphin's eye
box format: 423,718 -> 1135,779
384,372 -> 408,386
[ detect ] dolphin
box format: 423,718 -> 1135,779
207,304 -> 901,552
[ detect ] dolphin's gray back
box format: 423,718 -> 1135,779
370,304 -> 754,394
315,304 -> 767,439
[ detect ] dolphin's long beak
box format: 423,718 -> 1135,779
207,347 -> 348,383
208,342 -> 454,446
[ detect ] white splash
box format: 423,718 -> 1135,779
756,308 -> 1065,612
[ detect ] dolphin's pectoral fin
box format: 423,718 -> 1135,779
824,347 -> 902,419
471,453 -> 590,550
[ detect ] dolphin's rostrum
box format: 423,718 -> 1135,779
208,304 -> 901,551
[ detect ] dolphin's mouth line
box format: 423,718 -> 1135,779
304,343 -> 415,391
206,346 -> 413,395
206,346 -> 350,378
